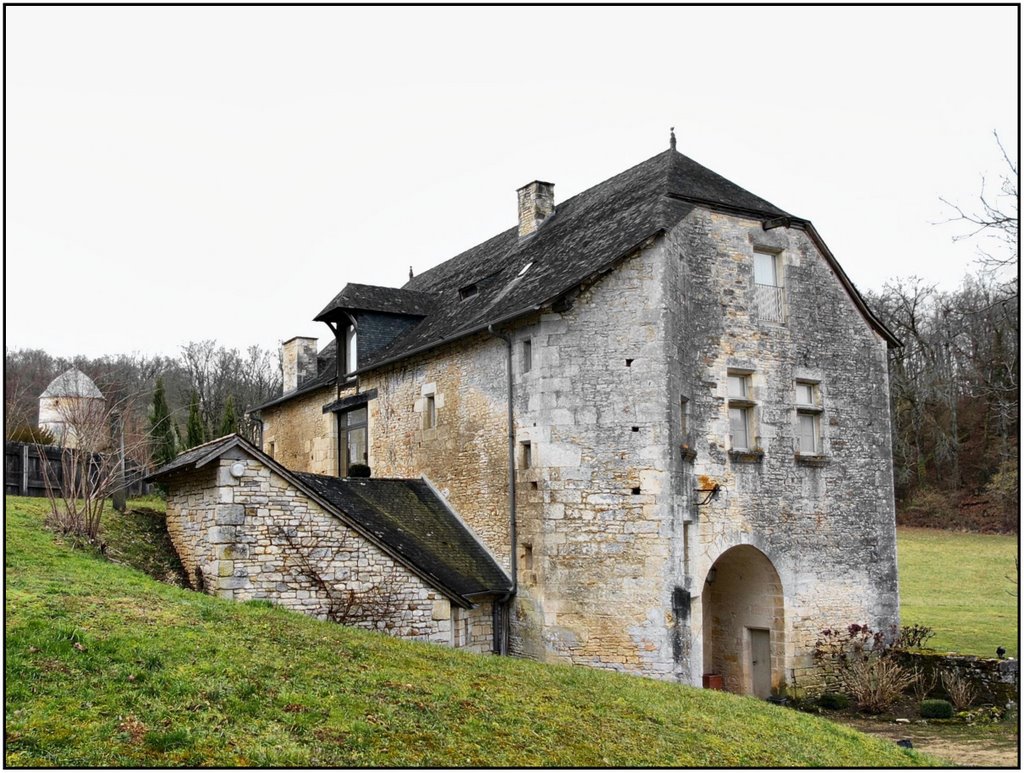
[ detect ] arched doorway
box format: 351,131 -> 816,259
702,545 -> 784,698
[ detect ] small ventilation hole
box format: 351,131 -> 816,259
631,426 -> 640,432
631,486 -> 641,495
625,358 -> 634,367
530,481 -> 538,490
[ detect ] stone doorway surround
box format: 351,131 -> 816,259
701,544 -> 785,697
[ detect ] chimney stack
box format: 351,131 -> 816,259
281,337 -> 318,394
517,180 -> 555,238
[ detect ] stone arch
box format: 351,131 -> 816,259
701,544 -> 785,698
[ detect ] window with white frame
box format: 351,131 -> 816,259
795,380 -> 822,455
753,250 -> 784,322
727,371 -> 755,451
345,324 -> 358,374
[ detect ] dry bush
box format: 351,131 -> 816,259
814,624 -> 914,713
910,665 -> 939,702
842,657 -> 916,714
940,671 -> 978,710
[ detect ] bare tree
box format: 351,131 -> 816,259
38,387 -> 150,545
940,130 -> 1018,290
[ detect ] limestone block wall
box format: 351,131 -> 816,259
509,239 -> 678,677
261,385 -> 344,475
361,335 -> 512,568
664,209 -> 900,692
163,451 -> 494,651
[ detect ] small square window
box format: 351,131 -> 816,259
796,381 -> 817,407
727,374 -> 747,399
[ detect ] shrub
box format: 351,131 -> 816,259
897,624 -> 936,650
920,699 -> 954,719
818,692 -> 850,710
814,624 -> 915,713
910,665 -> 938,702
940,671 -> 977,710
7,425 -> 56,444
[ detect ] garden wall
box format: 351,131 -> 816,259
895,651 -> 1019,707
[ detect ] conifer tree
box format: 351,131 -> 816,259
219,395 -> 238,438
185,391 -> 206,449
149,377 -> 177,466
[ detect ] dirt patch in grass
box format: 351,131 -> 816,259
835,717 -> 1019,768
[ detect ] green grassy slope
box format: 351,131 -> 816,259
898,526 -> 1018,658
4,496 -> 932,767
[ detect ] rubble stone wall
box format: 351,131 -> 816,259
163,450 -> 494,652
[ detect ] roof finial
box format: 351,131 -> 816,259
409,265 -> 414,280
669,127 -> 677,151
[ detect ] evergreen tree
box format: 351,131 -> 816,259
219,395 -> 238,438
149,377 -> 178,466
185,391 -> 207,449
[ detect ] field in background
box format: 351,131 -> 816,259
897,527 -> 1018,657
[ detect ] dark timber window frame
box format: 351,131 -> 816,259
337,405 -> 368,477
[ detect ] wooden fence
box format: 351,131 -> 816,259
4,441 -> 150,498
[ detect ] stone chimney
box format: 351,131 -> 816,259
281,337 -> 318,394
517,180 -> 555,238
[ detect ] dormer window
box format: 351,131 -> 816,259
345,325 -> 358,374
459,283 -> 479,300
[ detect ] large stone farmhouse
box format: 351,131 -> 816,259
151,140 -> 901,697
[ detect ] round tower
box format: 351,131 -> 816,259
38,368 -> 107,449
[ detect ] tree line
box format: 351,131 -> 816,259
866,135 -> 1018,532
4,341 -> 281,468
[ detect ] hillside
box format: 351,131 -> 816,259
5,496 -> 932,767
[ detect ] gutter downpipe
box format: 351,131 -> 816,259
487,323 -> 517,656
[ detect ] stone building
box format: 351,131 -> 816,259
152,140 -> 901,695
38,368 -> 106,448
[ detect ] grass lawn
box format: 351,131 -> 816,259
898,527 -> 1018,657
4,495 -> 934,767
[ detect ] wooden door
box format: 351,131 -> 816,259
749,628 -> 771,698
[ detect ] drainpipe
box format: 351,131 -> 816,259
487,323 -> 517,656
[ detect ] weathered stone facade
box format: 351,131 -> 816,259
252,148 -> 900,695
162,448 -> 495,652
261,385 -> 342,475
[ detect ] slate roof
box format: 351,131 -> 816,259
41,368 -> 104,399
146,434 -> 240,479
146,435 -> 511,604
315,283 -> 435,320
292,472 -> 511,599
264,146 -> 897,408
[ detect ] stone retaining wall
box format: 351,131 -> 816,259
894,651 -> 1019,707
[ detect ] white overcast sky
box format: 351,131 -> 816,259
5,6 -> 1019,359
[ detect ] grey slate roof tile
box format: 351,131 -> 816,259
268,147 -> 894,406
146,435 -> 511,603
292,472 -> 512,599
